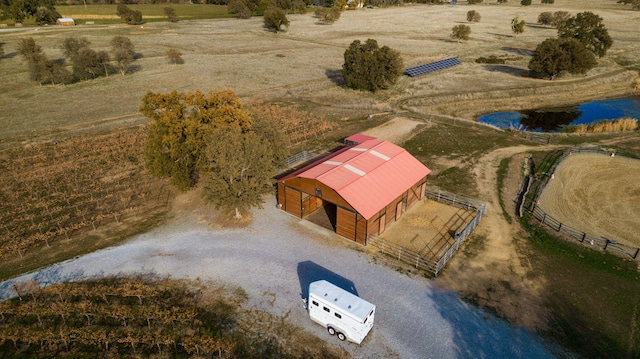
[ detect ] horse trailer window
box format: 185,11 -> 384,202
312,301 -> 319,306
334,313 -> 342,319
323,307 -> 330,313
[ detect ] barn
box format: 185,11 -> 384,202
56,18 -> 75,26
277,136 -> 431,244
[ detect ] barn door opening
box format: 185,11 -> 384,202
305,200 -> 337,232
323,202 -> 337,231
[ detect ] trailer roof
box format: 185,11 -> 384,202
309,280 -> 375,321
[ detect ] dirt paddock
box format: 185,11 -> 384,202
380,199 -> 475,261
537,153 -> 640,248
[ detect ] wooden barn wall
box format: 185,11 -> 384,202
407,177 -> 428,209
281,178 -> 353,210
355,213 -> 367,245
365,176 -> 429,239
301,192 -> 319,217
336,206 -> 357,241
281,184 -> 303,217
279,175 -> 428,245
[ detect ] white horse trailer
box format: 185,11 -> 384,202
308,280 -> 375,344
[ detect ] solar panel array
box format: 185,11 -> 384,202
404,57 -> 461,77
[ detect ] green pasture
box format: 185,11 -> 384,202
1,4 -> 232,25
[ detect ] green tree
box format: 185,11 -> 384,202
19,37 -> 71,85
541,0 -> 554,3
550,11 -> 570,28
116,4 -> 142,24
341,39 -> 403,92
528,37 -> 596,79
451,24 -> 471,42
558,11 -> 612,57
228,0 -> 254,18
511,16 -> 525,37
141,90 -> 252,191
538,12 -> 553,26
167,48 -> 183,64
62,37 -> 90,59
17,37 -> 42,61
62,37 -> 110,79
34,4 -> 59,25
520,0 -> 531,5
467,0 -> 482,4
72,47 -> 108,80
466,10 -> 481,22
2,0 -> 58,23
111,36 -> 135,75
315,6 -> 341,24
163,7 -> 177,22
263,8 -> 289,32
202,117 -> 288,218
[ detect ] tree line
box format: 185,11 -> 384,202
17,36 -> 136,85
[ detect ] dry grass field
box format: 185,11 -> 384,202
1,0 -> 639,148
1,1 -> 640,357
538,153 -> 640,248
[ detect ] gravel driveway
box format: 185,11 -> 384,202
0,197 -> 561,358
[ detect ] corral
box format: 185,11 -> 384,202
378,198 -> 475,260
537,152 -> 640,249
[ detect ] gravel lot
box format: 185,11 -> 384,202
0,196 -> 562,358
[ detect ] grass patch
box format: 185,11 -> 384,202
496,157 -> 512,224
404,117 -> 525,196
520,215 -> 640,358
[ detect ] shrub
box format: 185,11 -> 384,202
538,12 -> 553,25
467,10 -> 481,22
475,55 -> 505,64
315,7 -> 341,24
451,24 -> 471,42
167,49 -> 184,64
263,8 -> 289,32
116,4 -> 142,24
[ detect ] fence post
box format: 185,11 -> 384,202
557,222 -> 562,232
581,232 -> 586,242
634,248 -> 639,260
541,213 -> 546,224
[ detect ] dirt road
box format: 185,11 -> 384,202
436,145 -> 558,330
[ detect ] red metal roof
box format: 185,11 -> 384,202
282,140 -> 430,220
344,134 -> 377,144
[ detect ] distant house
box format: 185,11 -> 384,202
56,18 -> 75,26
277,135 -> 431,244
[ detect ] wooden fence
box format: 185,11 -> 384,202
368,187 -> 487,277
517,131 -> 551,145
525,146 -> 640,261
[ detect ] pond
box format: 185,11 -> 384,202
477,96 -> 640,132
